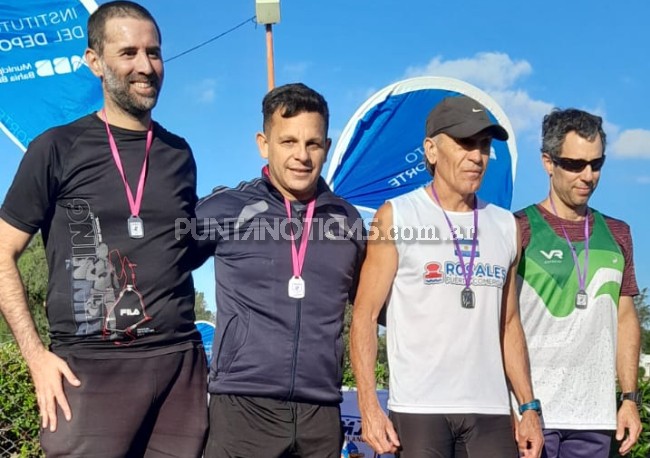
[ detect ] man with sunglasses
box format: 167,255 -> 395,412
516,108 -> 642,458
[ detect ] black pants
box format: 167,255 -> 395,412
40,346 -> 208,458
390,411 -> 517,458
205,394 -> 343,458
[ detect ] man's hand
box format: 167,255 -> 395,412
616,400 -> 642,455
515,411 -> 543,458
28,349 -> 80,432
360,404 -> 400,455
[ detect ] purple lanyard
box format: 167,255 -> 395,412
548,196 -> 590,293
284,199 -> 316,278
431,184 -> 478,290
102,109 -> 153,218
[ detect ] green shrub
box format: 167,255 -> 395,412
0,343 -> 43,457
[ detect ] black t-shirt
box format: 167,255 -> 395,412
0,114 -> 201,354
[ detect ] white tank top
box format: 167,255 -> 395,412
386,186 -> 517,414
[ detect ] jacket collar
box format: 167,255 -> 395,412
260,166 -> 338,207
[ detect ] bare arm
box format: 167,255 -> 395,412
615,295 -> 641,455
502,222 -> 543,457
0,220 -> 42,361
0,219 -> 79,431
350,203 -> 400,454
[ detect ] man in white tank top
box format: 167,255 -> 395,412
351,96 -> 544,458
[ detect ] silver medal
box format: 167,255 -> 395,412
461,287 -> 475,309
128,215 -> 144,239
575,290 -> 588,309
288,276 -> 305,299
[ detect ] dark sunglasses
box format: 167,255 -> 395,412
551,155 -> 606,172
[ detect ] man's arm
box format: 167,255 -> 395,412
502,222 -> 543,458
350,202 -> 400,455
0,219 -> 79,432
615,295 -> 641,455
188,192 -> 225,270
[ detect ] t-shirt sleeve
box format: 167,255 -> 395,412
0,133 -> 61,234
606,218 -> 640,297
190,189 -> 224,268
513,209 -> 531,250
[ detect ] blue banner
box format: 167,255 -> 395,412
0,0 -> 101,151
195,320 -> 216,363
325,77 -> 518,211
341,389 -> 391,457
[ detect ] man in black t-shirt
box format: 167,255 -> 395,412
0,2 -> 207,456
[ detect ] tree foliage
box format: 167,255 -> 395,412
194,290 -> 215,323
0,343 -> 44,457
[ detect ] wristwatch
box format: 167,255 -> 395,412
620,391 -> 642,407
518,399 -> 542,415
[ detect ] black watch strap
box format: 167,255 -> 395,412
620,391 -> 641,406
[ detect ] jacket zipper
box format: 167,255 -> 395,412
287,206 -> 306,400
287,297 -> 302,399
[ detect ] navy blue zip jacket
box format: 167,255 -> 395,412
195,171 -> 365,404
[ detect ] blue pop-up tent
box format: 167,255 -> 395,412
325,76 -> 518,212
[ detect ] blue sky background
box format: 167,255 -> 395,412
1,0 -> 649,311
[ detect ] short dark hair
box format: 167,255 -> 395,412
541,108 -> 606,158
87,1 -> 161,55
262,83 -> 329,134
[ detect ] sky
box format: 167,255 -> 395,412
1,0 -> 649,311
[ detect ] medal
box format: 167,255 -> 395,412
102,109 -> 153,239
431,183 -> 479,309
288,276 -> 306,299
461,287 -> 475,309
127,215 -> 144,238
549,195 -> 590,310
284,198 -> 316,299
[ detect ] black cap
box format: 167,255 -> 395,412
425,95 -> 509,141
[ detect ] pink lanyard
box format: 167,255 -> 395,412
102,109 -> 153,219
284,198 -> 316,279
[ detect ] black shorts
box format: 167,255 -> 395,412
389,411 -> 517,458
40,345 -> 208,458
205,394 -> 343,458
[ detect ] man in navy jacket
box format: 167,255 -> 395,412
196,83 -> 365,458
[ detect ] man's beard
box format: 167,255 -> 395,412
102,62 -> 161,118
